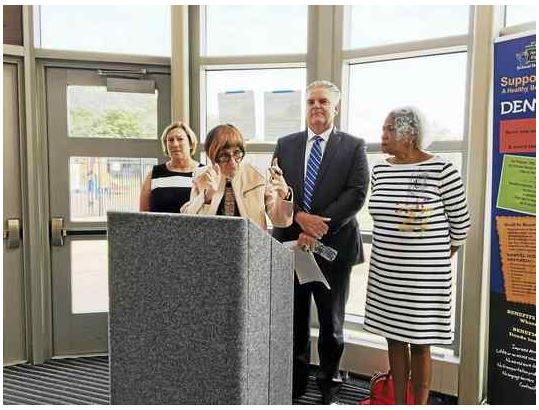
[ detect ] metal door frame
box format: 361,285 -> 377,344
3,57 -> 32,365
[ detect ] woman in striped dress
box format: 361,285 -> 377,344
364,107 -> 470,404
139,121 -> 201,213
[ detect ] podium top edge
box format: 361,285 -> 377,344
108,211 -> 248,223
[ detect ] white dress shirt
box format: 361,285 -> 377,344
304,126 -> 334,177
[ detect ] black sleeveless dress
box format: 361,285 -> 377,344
149,163 -> 198,213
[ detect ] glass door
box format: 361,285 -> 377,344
45,66 -> 170,355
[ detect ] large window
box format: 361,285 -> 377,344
348,53 -> 467,145
195,5 -> 309,171
205,68 -> 306,141
504,5 -> 536,26
204,5 -> 307,56
342,5 -> 470,352
345,5 -> 469,49
36,5 -> 171,56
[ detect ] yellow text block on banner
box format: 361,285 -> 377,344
496,216 -> 536,305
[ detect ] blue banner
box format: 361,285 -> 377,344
488,33 -> 536,404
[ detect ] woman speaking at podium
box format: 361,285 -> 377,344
181,123 -> 293,230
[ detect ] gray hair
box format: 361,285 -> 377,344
387,106 -> 425,148
306,80 -> 341,104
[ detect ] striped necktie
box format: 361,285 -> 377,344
303,136 -> 322,212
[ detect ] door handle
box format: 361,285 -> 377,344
50,217 -> 106,247
3,218 -> 21,249
51,217 -> 67,247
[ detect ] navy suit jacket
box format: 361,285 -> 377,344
272,129 -> 369,266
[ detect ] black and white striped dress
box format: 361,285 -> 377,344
364,155 -> 471,345
149,163 -> 198,213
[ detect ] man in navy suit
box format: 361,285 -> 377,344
272,80 -> 369,404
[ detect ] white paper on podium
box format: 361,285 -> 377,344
264,90 -> 302,141
284,241 -> 330,289
217,90 -> 256,140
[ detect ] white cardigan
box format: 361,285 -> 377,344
181,163 -> 293,230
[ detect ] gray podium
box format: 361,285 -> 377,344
107,212 -> 294,404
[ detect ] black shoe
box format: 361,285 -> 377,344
316,369 -> 345,384
317,378 -> 342,405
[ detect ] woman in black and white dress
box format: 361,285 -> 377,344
139,121 -> 201,213
364,107 -> 470,404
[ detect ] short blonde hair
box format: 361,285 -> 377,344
204,124 -> 245,163
160,121 -> 198,156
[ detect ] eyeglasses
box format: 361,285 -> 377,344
216,149 -> 245,164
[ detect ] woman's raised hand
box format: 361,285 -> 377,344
268,158 -> 289,200
195,163 -> 222,203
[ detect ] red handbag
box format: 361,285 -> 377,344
358,372 -> 414,405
